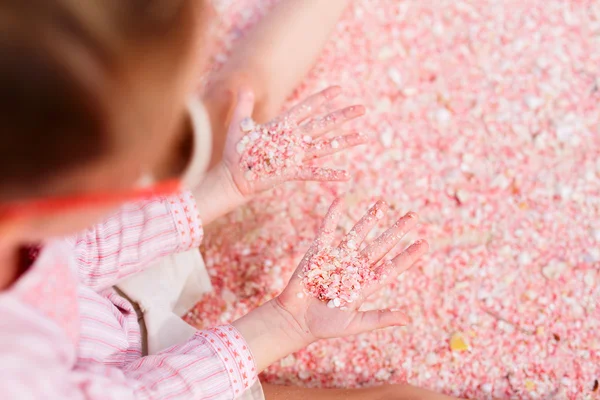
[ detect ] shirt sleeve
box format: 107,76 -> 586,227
121,327 -> 258,399
70,191 -> 204,291
1,299 -> 258,400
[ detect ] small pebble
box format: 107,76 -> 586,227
380,129 -> 394,147
436,108 -> 452,123
455,189 -> 470,204
387,67 -> 403,88
524,95 -> 544,110
481,383 -> 492,394
236,141 -> 247,154
518,252 -> 532,266
525,380 -> 536,391
425,352 -> 438,365
450,332 -> 469,352
240,117 -> 255,132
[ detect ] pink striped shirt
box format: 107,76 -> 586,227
0,191 -> 257,399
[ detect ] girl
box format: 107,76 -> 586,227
0,1 -> 459,399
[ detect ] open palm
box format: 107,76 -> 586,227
222,86 -> 368,197
276,198 -> 429,341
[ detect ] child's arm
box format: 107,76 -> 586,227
203,0 -> 351,162
1,295 -> 258,399
70,191 -> 203,291
232,198 -> 429,372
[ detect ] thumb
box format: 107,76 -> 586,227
345,309 -> 409,335
229,87 -> 256,131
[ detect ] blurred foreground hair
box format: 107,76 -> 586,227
0,0 -> 196,200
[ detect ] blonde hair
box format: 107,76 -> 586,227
0,0 -> 198,200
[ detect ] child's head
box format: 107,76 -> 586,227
0,0 -> 215,240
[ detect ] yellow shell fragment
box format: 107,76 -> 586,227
525,380 -> 536,391
449,332 -> 469,352
536,326 -> 545,336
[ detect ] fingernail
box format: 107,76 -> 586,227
325,86 -> 342,99
372,199 -> 387,208
405,211 -> 418,219
408,239 -> 427,253
408,239 -> 423,253
239,88 -> 254,100
390,310 -> 410,325
344,105 -> 365,117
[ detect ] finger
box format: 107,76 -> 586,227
305,132 -> 369,160
315,197 -> 345,247
231,87 -> 256,138
292,197 -> 345,279
344,309 -> 409,336
301,105 -> 366,138
339,200 -> 388,250
361,212 -> 419,264
389,239 -> 429,277
289,167 -> 350,182
363,239 -> 429,298
254,165 -> 350,191
257,167 -> 350,188
285,86 -> 342,124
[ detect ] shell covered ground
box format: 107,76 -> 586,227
186,1 -> 600,398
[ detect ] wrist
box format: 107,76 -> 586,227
193,162 -> 247,225
232,299 -> 313,372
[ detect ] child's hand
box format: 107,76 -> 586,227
232,198 -> 428,372
274,198 -> 428,342
194,87 -> 366,226
222,86 -> 367,197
